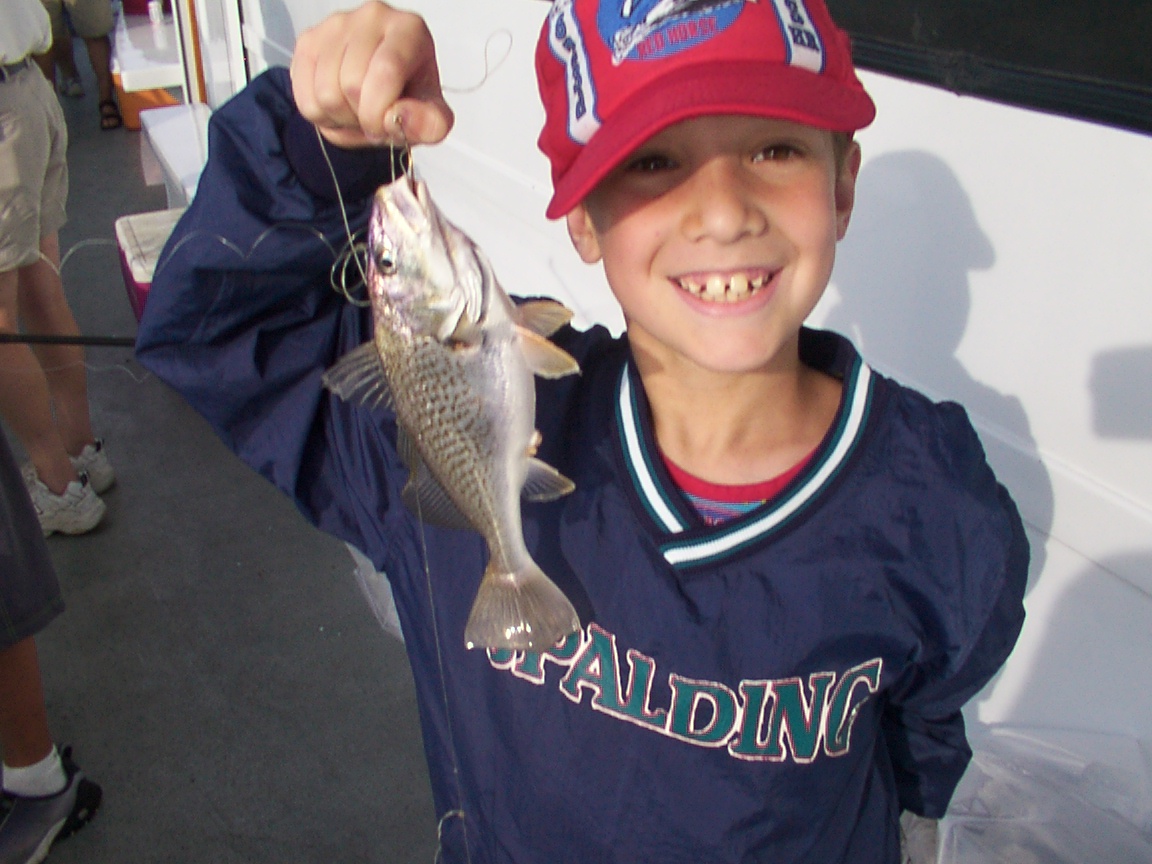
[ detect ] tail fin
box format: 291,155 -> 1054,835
464,562 -> 580,651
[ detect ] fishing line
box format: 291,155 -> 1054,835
6,224 -> 355,353
316,123 -> 476,864
441,30 -> 514,96
314,125 -> 372,299
150,221 -> 344,288
1,241 -> 137,351
58,237 -> 120,274
410,490 -> 474,864
435,810 -> 467,864
9,226 -> 341,350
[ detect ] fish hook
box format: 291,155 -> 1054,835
389,111 -> 416,194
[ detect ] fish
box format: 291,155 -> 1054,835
322,175 -> 582,651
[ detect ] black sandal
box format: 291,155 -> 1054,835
99,99 -> 123,131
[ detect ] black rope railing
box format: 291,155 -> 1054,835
0,333 -> 136,347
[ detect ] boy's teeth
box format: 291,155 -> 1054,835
678,272 -> 764,301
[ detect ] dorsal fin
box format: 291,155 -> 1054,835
514,299 -> 575,338
515,327 -> 581,380
322,342 -> 393,409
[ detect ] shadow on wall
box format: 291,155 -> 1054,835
1091,345 -> 1152,439
824,151 -> 1152,844
1011,343 -> 1152,734
823,149 -> 1054,589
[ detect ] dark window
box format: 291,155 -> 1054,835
826,1 -> 1152,135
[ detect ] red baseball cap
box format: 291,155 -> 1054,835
536,0 -> 876,218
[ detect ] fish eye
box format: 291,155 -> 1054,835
375,247 -> 397,276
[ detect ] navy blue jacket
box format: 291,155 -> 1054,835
136,69 -> 1028,864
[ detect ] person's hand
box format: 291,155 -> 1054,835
290,1 -> 454,149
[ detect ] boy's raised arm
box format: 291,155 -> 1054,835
136,5 -> 458,555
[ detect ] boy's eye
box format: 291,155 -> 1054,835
753,144 -> 801,162
623,153 -> 677,173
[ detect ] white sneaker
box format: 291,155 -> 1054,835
57,76 -> 85,98
70,440 -> 115,494
25,474 -> 106,537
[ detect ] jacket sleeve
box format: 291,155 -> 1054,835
135,67 -> 407,562
881,401 -> 1030,818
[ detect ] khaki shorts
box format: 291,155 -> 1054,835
0,62 -> 69,272
41,0 -> 114,41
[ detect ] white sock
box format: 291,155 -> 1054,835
2,746 -> 66,797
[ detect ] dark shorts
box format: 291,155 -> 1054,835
0,434 -> 64,650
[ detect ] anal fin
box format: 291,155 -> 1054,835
398,428 -> 473,530
522,457 -> 575,502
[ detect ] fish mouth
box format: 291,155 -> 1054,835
672,269 -> 775,303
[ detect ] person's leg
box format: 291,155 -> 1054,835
0,432 -> 61,774
0,638 -> 52,771
0,434 -> 102,850
55,35 -> 80,85
54,34 -> 85,97
0,268 -> 79,495
16,234 -> 96,460
33,0 -> 66,86
81,35 -> 113,109
31,52 -> 55,86
68,0 -> 119,128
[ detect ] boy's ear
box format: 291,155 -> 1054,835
834,141 -> 863,241
565,205 -> 603,264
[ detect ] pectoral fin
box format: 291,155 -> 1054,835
322,342 -> 393,409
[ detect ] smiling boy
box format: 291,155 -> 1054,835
136,1 -> 1028,861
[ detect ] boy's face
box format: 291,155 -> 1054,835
566,115 -> 860,379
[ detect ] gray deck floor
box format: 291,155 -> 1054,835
16,59 -> 438,863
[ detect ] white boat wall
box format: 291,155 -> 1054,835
186,0 -> 1152,858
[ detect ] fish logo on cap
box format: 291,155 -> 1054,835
602,0 -> 746,64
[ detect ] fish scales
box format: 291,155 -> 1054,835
380,329 -> 520,573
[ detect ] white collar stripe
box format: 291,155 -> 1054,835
618,371 -> 687,533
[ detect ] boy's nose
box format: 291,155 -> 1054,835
678,159 -> 767,244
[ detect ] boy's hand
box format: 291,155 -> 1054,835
290,1 -> 454,150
